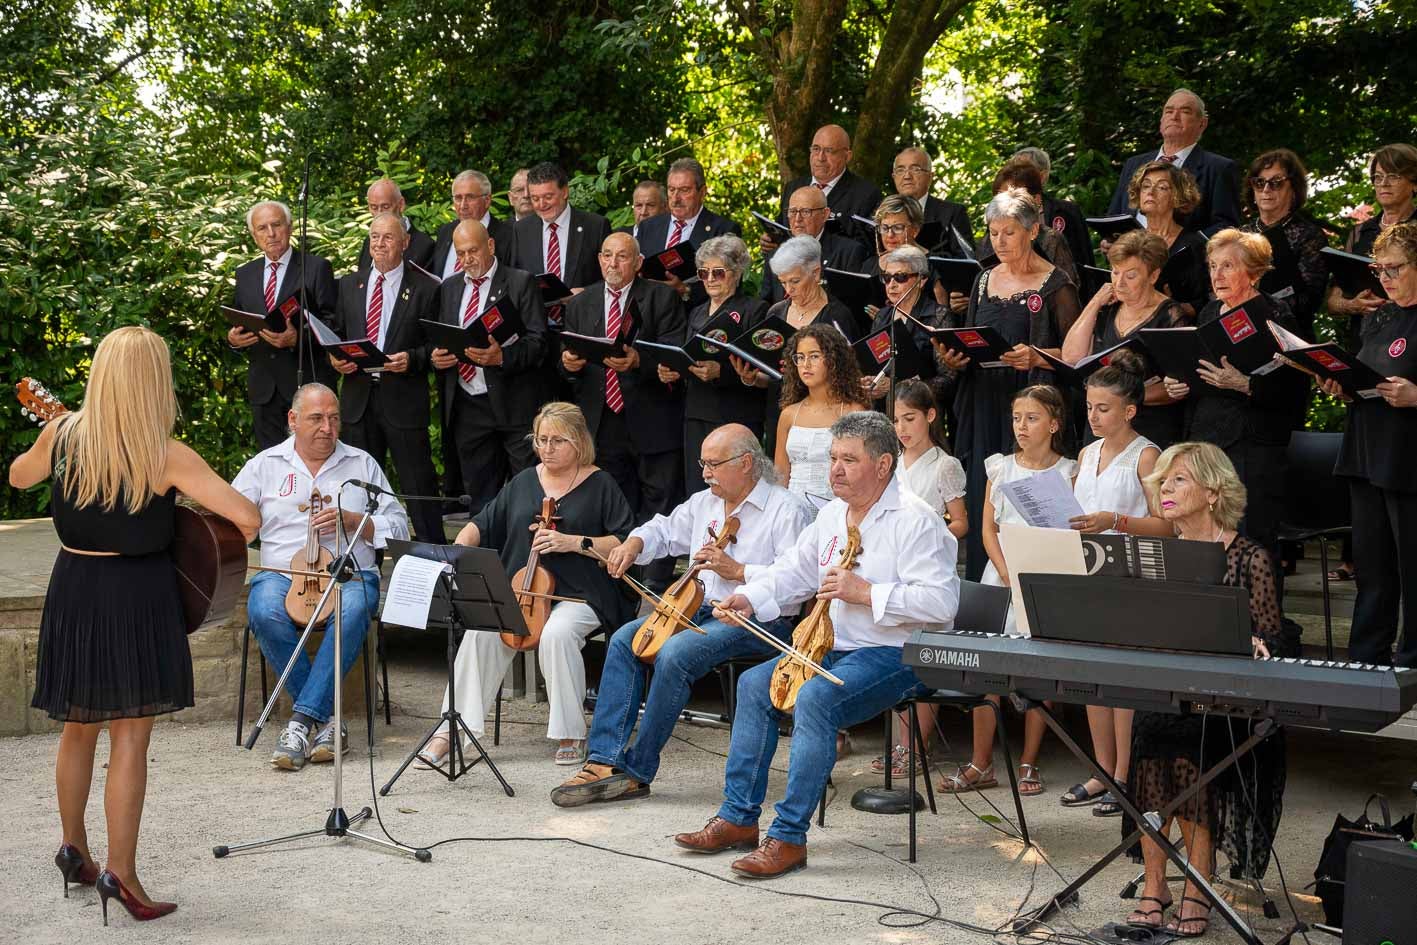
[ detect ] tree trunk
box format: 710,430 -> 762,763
762,0 -> 850,182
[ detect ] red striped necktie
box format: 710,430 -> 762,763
365,273 -> 384,342
604,287 -> 625,413
547,222 -> 562,279
264,260 -> 280,312
458,277 -> 487,384
667,218 -> 686,248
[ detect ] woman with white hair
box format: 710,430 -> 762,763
951,188 -> 1082,579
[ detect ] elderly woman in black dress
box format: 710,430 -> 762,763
1125,160 -> 1211,316
1124,441 -> 1286,937
951,187 -> 1082,579
977,157 -> 1079,287
861,245 -> 942,403
1240,148 -> 1331,340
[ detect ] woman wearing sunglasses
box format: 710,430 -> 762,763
861,246 -> 942,402
1239,149 -> 1331,340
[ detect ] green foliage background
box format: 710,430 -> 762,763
3,0 -> 1413,517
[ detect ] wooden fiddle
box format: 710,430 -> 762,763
769,525 -> 862,712
505,495 -> 558,650
284,487 -> 336,628
632,515 -> 740,663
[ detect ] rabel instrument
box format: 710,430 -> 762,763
505,496 -> 559,651
633,516 -> 740,663
283,488 -> 336,628
769,525 -> 862,712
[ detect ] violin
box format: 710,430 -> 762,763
632,515 -> 740,663
769,525 -> 862,712
284,487 -> 336,628
505,496 -> 558,650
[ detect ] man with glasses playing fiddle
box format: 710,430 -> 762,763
551,424 -> 812,807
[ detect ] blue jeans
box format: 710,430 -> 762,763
247,569 -> 378,724
586,604 -> 790,784
717,646 -> 927,846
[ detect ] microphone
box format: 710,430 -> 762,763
345,480 -> 473,506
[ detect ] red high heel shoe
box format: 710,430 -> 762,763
54,844 -> 99,898
95,870 -> 177,925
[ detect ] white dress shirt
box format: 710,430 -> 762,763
631,477 -> 814,615
812,171 -> 845,198
541,204 -> 573,275
897,446 -> 966,518
362,262 -> 404,350
666,209 -> 702,245
455,258 -> 498,397
441,212 -> 495,279
264,247 -> 293,303
232,437 -> 411,572
741,477 -> 959,649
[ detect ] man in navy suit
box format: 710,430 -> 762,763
430,219 -> 548,513
891,146 -> 972,251
431,170 -> 514,279
622,181 -> 667,240
636,158 -> 742,308
228,200 -> 340,450
511,161 -> 612,297
356,178 -> 435,272
331,214 -> 443,542
1106,89 -> 1240,237
768,124 -> 882,253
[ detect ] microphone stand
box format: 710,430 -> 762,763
214,481 -> 430,863
295,153 -> 312,388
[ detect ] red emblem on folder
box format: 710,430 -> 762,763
957,330 -> 987,348
866,331 -> 892,363
1309,350 -> 1347,372
279,297 -> 300,319
480,307 -> 503,331
1220,309 -> 1256,343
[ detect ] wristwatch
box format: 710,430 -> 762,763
580,536 -> 593,552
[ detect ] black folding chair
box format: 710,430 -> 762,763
1276,431 -> 1351,660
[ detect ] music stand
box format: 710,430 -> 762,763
378,541 -> 521,797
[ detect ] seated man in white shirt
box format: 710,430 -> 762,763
551,424 -> 813,808
232,382 -> 410,771
674,411 -> 959,877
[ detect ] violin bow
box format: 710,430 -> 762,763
708,600 -> 845,686
587,547 -> 708,634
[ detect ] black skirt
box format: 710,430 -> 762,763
31,549 -> 194,722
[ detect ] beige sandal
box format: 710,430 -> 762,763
938,762 -> 997,793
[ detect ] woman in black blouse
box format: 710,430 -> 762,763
1125,160 -> 1210,316
1162,229 -> 1308,562
862,245 -> 942,403
421,402 -> 635,768
951,187 -> 1082,579
1328,144 -> 1417,335
1327,223 -> 1417,668
657,234 -> 767,492
1062,230 -> 1192,448
1240,149 -> 1330,340
1123,441 -> 1287,937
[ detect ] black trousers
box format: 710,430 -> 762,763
1225,439 -> 1287,571
596,408 -> 683,589
341,386 -> 444,544
252,398 -> 291,451
449,390 -> 535,516
683,417 -> 763,495
1348,479 -> 1417,667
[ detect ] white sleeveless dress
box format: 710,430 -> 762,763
1072,435 -> 1156,532
981,452 -> 1078,636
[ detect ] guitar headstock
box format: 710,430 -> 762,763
16,378 -> 69,427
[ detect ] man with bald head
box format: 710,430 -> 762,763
356,178 -> 435,271
891,146 -> 972,251
332,213 -> 443,542
551,424 -> 812,808
560,232 -> 686,580
430,219 -> 548,511
759,184 -> 868,305
1106,88 -> 1240,235
773,124 -> 882,252
431,170 -> 515,278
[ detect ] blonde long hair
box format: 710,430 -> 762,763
55,326 -> 178,513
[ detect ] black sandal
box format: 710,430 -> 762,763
1059,780 -> 1106,807
1125,895 -> 1172,928
1167,895 -> 1212,938
1092,781 -> 1128,817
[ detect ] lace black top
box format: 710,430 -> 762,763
1242,211 -> 1331,339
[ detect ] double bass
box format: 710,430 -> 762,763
769,525 -> 862,711
632,516 -> 740,663
504,496 -> 558,650
284,487 -> 336,628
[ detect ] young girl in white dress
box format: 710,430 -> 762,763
1060,350 -> 1171,814
942,384 -> 1074,798
774,324 -> 868,508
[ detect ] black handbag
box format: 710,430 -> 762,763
1313,793 -> 1415,926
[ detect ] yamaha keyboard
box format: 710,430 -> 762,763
903,630 -> 1417,733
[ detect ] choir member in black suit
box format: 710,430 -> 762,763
623,181 -> 667,240
509,168 -> 534,221
228,200 -> 340,449
770,124 -> 882,253
1239,149 -> 1330,341
560,233 -> 687,545
1012,147 -> 1093,276
892,146 -> 972,252
429,219 -> 549,514
356,178 -> 435,272
1329,224 -> 1417,668
978,159 -> 1079,288
331,213 -> 444,543
512,161 -> 613,294
1161,229 -> 1308,566
760,184 -> 869,305
1106,89 -> 1240,237
1328,144 -> 1417,340
431,170 -> 514,279
1124,160 -> 1211,316
636,158 -> 742,309
656,234 -> 768,491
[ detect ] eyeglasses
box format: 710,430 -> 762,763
698,452 -> 748,471
879,223 -> 913,236
1370,262 -> 1411,280
893,163 -> 930,176
1372,172 -> 1408,186
809,145 -> 844,156
697,267 -> 731,281
880,272 -> 918,285
786,207 -> 828,218
1249,176 -> 1289,192
791,352 -> 825,366
1137,181 -> 1173,193
532,434 -> 573,450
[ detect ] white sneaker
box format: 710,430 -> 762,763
271,721 -> 310,770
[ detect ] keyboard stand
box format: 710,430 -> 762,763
1012,699 -> 1276,945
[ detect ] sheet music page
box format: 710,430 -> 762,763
380,555 -> 453,630
998,524 -> 1087,636
994,468 -> 1085,529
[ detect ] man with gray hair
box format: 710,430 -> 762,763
552,423 -> 813,809
431,170 -> 514,278
891,146 -> 972,251
636,157 -> 742,307
228,199 -> 340,449
676,410 -> 959,878
357,177 -> 435,271
1106,88 -> 1240,235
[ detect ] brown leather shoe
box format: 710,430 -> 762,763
673,816 -> 759,853
731,837 -> 808,878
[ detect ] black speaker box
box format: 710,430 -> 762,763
1343,839 -> 1417,945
